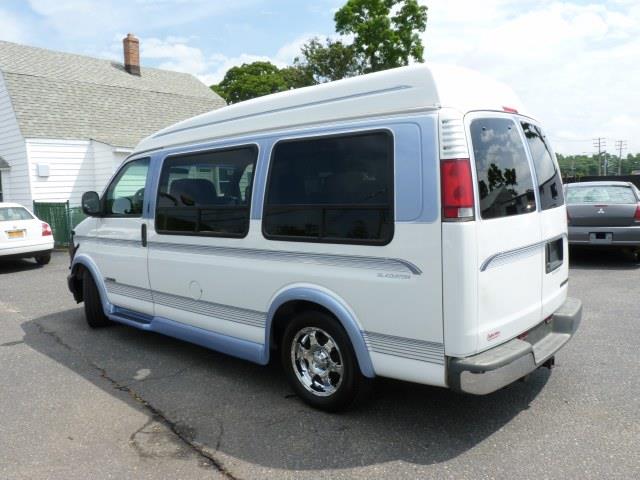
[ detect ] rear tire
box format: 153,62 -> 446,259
35,253 -> 51,265
82,270 -> 111,328
281,310 -> 371,412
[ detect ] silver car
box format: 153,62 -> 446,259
565,181 -> 640,257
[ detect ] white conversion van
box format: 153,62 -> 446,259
68,64 -> 582,411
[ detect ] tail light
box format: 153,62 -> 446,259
42,222 -> 52,236
635,204 -> 640,222
566,208 -> 571,225
441,158 -> 475,221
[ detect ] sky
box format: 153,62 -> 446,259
0,0 -> 638,155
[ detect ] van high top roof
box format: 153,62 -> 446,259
134,63 -> 527,153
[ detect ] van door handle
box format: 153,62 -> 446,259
141,224 -> 147,247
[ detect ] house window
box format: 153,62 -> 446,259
263,131 -> 394,245
156,145 -> 257,238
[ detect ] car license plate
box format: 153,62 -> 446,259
6,229 -> 25,239
589,232 -> 612,244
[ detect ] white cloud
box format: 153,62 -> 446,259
26,0 -> 259,38
128,33 -> 319,86
421,0 -> 640,154
0,9 -> 28,43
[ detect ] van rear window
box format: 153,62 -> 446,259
470,118 -> 536,219
521,122 -> 564,210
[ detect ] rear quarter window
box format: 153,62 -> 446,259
470,118 -> 536,219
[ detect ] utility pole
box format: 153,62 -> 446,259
593,137 -> 606,176
615,140 -> 627,175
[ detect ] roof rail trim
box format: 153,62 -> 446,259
153,84 -> 414,139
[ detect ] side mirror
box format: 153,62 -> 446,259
81,191 -> 102,216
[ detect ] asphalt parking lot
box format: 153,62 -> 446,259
1,250 -> 639,479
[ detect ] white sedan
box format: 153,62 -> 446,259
0,203 -> 54,265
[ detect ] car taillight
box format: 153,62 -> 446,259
566,208 -> 571,225
42,222 -> 52,236
441,158 -> 475,221
635,204 -> 640,222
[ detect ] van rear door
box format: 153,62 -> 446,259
519,121 -> 568,318
467,114 -> 543,352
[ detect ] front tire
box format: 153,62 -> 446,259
35,253 -> 51,265
281,310 -> 371,412
82,270 -> 111,328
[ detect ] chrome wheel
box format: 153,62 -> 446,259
290,327 -> 344,397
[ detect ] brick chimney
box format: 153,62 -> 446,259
123,33 -> 140,76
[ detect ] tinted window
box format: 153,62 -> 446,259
521,122 -> 564,210
470,118 -> 536,219
264,131 -> 394,244
104,158 -> 149,216
156,146 -> 257,237
0,207 -> 33,221
566,185 -> 637,204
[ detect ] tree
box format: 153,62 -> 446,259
210,0 -> 429,101
211,61 -> 314,104
293,38 -> 362,84
334,0 -> 428,72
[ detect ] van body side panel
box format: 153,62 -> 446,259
442,222 -> 479,357
144,116 -> 445,386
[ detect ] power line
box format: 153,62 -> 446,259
615,140 -> 627,175
593,137 -> 606,176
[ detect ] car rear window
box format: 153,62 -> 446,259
521,122 -> 564,210
566,185 -> 637,204
470,118 -> 536,219
0,207 -> 33,221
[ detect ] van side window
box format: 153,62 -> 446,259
521,122 -> 564,210
470,118 -> 536,219
103,158 -> 149,216
263,131 -> 394,245
155,146 -> 257,238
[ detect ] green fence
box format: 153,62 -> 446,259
33,201 -> 86,247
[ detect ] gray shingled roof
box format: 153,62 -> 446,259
0,40 -> 226,148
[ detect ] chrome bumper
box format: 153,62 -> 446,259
447,297 -> 582,395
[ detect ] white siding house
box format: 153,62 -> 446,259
0,38 -> 225,207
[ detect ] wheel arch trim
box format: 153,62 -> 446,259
264,286 -> 376,378
71,254 -> 113,316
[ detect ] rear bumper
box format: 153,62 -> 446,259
568,225 -> 640,246
447,297 -> 582,395
0,241 -> 54,259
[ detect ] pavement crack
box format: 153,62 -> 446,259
120,365 -> 193,389
32,321 -> 240,480
0,340 -> 25,347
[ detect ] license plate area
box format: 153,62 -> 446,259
589,232 -> 612,244
6,229 -> 25,239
